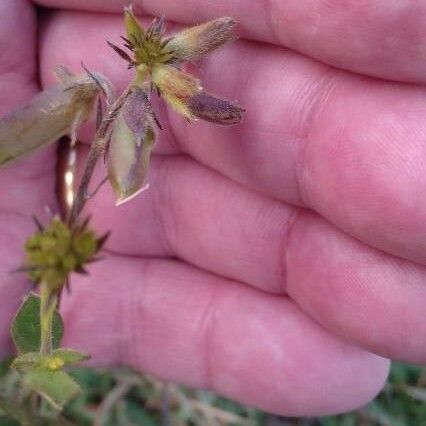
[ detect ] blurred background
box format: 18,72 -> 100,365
1,359 -> 424,425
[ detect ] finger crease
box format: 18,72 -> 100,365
199,284 -> 221,391
278,208 -> 300,294
294,69 -> 336,207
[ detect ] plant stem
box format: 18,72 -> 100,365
39,282 -> 57,356
38,83 -> 133,360
67,85 -> 133,225
39,83 -> 134,359
93,379 -> 137,426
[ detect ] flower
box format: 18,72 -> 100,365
108,7 -> 245,125
104,8 -> 245,204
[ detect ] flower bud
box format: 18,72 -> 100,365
43,357 -> 65,371
152,64 -> 202,119
188,91 -> 245,125
107,87 -> 156,205
152,65 -> 243,125
0,70 -> 106,166
165,17 -> 236,62
24,216 -> 107,291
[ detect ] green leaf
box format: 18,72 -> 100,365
24,367 -> 80,409
11,349 -> 89,372
10,352 -> 41,371
10,292 -> 63,353
52,349 -> 90,365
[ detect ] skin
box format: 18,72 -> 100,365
2,0 -> 426,416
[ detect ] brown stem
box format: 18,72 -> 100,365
67,86 -> 133,225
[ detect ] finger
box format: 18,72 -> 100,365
0,0 -> 57,357
40,11 -> 426,266
59,254 -> 389,417
35,0 -> 426,83
286,211 -> 426,365
80,152 -> 294,294
83,153 -> 426,364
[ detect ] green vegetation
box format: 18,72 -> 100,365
1,359 -> 424,425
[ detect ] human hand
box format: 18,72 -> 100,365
2,0 -> 426,417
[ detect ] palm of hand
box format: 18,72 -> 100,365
1,0 -> 425,417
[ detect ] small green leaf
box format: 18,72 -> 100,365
52,349 -> 90,365
12,349 -> 89,373
10,352 -> 42,371
24,367 -> 80,409
10,293 -> 63,353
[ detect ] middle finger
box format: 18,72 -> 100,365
83,152 -> 426,364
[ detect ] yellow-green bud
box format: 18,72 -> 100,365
24,216 -> 107,291
43,357 -> 65,371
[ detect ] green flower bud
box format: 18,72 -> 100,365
24,216 -> 107,291
43,357 -> 64,371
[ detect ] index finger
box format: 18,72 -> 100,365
35,0 -> 426,83
0,0 -> 58,357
